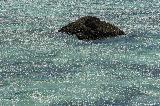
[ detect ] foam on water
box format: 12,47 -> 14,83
0,0 -> 160,105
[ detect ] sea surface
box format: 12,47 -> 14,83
0,0 -> 160,105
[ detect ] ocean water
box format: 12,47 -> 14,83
0,0 -> 160,105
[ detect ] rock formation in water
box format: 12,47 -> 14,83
58,16 -> 125,40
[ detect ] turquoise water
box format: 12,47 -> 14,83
0,0 -> 160,105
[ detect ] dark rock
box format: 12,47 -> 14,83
58,16 -> 125,40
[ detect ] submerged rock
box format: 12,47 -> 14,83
58,16 -> 125,40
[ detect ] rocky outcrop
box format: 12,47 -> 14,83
58,16 -> 125,40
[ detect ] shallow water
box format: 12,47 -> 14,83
0,0 -> 160,105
